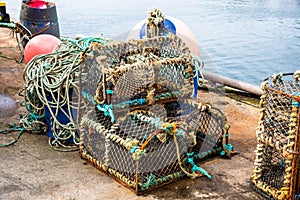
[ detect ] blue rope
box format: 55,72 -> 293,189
192,76 -> 199,99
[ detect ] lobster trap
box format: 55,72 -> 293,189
78,34 -> 233,194
251,71 -> 300,200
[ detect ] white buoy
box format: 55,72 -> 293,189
126,15 -> 200,57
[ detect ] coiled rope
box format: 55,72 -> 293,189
23,49 -> 81,151
0,36 -> 106,150
33,37 -> 103,150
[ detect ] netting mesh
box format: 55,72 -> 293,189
251,71 -> 300,200
78,34 -> 232,194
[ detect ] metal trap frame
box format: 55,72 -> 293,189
78,34 -> 233,194
251,71 -> 300,200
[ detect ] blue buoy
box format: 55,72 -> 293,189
139,18 -> 176,39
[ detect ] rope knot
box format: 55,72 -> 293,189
156,122 -> 179,143
293,70 -> 300,82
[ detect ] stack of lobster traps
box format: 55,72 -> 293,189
78,34 -> 233,194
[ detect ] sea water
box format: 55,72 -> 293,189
4,0 -> 300,86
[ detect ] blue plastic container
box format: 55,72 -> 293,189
44,90 -> 77,143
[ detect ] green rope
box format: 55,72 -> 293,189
96,104 -> 114,123
106,89 -> 114,95
82,90 -> 114,122
0,22 -> 15,29
187,152 -> 212,179
139,171 -> 185,191
220,144 -> 234,156
60,37 -> 106,51
0,123 -> 25,147
193,147 -> 223,160
113,90 -> 183,109
141,174 -> 158,190
82,90 -> 97,104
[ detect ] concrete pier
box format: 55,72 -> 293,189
0,27 -> 264,200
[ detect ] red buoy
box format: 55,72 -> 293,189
26,0 -> 48,9
24,34 -> 60,63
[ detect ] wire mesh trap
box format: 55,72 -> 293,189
251,71 -> 300,200
78,34 -> 234,194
